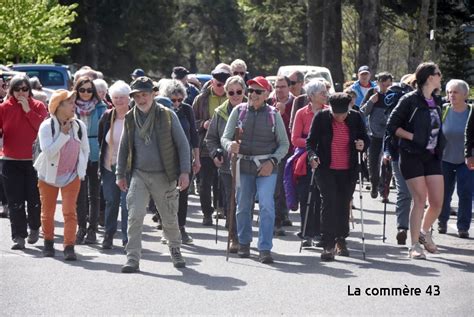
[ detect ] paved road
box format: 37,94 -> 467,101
0,185 -> 472,316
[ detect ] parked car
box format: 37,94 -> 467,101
10,63 -> 72,91
277,65 -> 336,93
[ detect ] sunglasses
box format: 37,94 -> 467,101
171,98 -> 183,103
289,80 -> 299,86
78,88 -> 94,94
13,86 -> 29,92
227,90 -> 243,96
248,88 -> 265,95
233,72 -> 245,76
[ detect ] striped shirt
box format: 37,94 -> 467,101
330,120 -> 350,170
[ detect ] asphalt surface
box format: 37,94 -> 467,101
0,185 -> 473,316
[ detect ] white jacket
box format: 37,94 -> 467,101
34,116 -> 90,185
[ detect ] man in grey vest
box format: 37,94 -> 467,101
221,76 -> 289,264
116,77 -> 191,273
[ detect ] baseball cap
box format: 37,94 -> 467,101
172,66 -> 190,80
358,66 -> 370,74
247,76 -> 272,92
131,68 -> 145,77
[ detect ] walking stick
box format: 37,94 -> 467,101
381,161 -> 388,243
215,170 -> 220,244
299,168 -> 316,253
226,127 -> 241,261
358,152 -> 366,260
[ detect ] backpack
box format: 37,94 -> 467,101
32,119 -> 83,162
237,103 -> 276,133
384,84 -> 413,115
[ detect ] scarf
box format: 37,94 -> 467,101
76,98 -> 98,117
133,105 -> 156,145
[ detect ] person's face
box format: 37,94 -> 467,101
447,86 -> 467,106
378,79 -> 392,93
97,89 -> 107,101
12,82 -> 30,100
132,91 -> 154,109
333,111 -> 348,122
430,68 -> 442,90
170,93 -> 184,109
232,66 -> 246,78
358,72 -> 370,84
289,74 -> 303,96
77,82 -> 94,101
0,79 -> 7,98
57,97 -> 76,119
248,84 -> 268,108
212,78 -> 226,96
275,79 -> 290,101
309,88 -> 328,106
226,83 -> 244,107
111,94 -> 130,112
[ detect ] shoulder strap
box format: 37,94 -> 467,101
50,118 -> 55,136
74,119 -> 83,139
442,104 -> 451,123
266,106 -> 276,132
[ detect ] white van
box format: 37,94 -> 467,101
277,65 -> 335,93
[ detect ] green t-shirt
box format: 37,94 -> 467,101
209,91 -> 227,118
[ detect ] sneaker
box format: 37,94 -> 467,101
237,244 -> 250,258
75,228 -> 87,244
121,259 -> 140,273
229,239 -> 239,253
258,250 -> 274,264
396,229 -> 407,245
335,238 -> 349,257
438,222 -> 447,234
180,227 -> 193,244
370,187 -> 378,199
274,226 -> 286,236
301,238 -> 313,248
11,237 -> 25,250
458,230 -> 469,239
419,231 -> 438,253
202,214 -> 213,226
27,229 -> 40,244
84,228 -> 97,244
0,204 -> 9,218
101,233 -> 114,249
409,243 -> 426,259
170,247 -> 186,268
43,240 -> 55,257
321,247 -> 335,261
63,245 -> 77,261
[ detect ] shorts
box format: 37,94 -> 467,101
399,149 -> 442,180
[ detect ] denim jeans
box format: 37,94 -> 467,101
439,161 -> 473,231
236,172 -> 277,251
392,160 -> 411,230
101,167 -> 128,243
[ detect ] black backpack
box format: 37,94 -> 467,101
384,84 -> 413,115
32,119 -> 83,162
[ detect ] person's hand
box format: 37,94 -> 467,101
17,96 -> 30,113
369,93 -> 379,104
178,173 -> 190,191
310,156 -> 320,169
203,120 -> 210,130
116,178 -> 128,192
213,156 -> 223,168
355,139 -> 364,151
258,160 -> 274,177
60,118 -> 73,135
276,102 -> 286,113
230,141 -> 240,154
466,157 -> 474,170
193,159 -> 201,174
382,154 -> 391,165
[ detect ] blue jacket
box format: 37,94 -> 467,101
77,101 -> 107,162
351,80 -> 377,108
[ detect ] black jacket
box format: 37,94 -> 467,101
306,109 -> 370,180
386,90 -> 445,158
466,106 -> 474,158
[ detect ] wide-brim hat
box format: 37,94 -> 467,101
49,89 -> 76,114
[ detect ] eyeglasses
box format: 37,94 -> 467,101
433,71 -> 442,77
78,88 -> 94,94
275,85 -> 288,89
289,81 -> 299,86
171,98 -> 183,103
248,88 -> 265,95
233,71 -> 245,76
13,86 -> 29,92
215,82 -> 224,87
227,90 -> 243,96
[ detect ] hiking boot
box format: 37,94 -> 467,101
75,228 -> 87,244
370,186 -> 378,199
84,228 -> 97,244
43,240 -> 55,257
419,231 -> 438,253
396,229 -> 407,245
301,238 -> 313,248
229,239 -> 239,253
202,214 -> 213,226
321,247 -> 335,261
170,247 -> 186,268
101,233 -> 114,249
180,226 -> 193,244
438,222 -> 447,234
11,237 -> 25,250
0,204 -> 9,218
237,244 -> 250,258
335,238 -> 349,257
63,245 -> 77,261
281,215 -> 293,227
409,243 -> 426,259
458,230 -> 469,239
121,259 -> 140,273
27,229 -> 39,244
258,250 -> 274,264
274,226 -> 286,237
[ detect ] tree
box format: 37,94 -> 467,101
306,0 -> 324,65
322,0 -> 344,86
0,0 -> 80,64
355,0 -> 381,75
407,0 -> 430,71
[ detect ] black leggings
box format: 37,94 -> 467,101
76,161 -> 100,230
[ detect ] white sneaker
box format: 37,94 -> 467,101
409,243 -> 426,260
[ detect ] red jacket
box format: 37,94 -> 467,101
0,96 -> 48,159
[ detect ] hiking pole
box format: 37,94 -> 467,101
299,168 -> 316,253
358,152 -> 366,260
381,161 -> 388,243
227,127 -> 241,261
215,171 -> 220,244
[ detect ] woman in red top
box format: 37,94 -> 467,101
291,79 -> 328,247
0,74 -> 48,250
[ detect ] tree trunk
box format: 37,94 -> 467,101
356,0 -> 381,75
322,0 -> 344,87
307,0 -> 324,65
407,0 -> 430,71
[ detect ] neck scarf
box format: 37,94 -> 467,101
133,104 -> 156,145
76,98 -> 98,117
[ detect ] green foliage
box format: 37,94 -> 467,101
0,0 -> 80,64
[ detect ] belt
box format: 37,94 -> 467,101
235,154 -> 272,188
